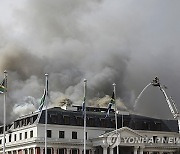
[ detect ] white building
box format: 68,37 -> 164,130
0,106 -> 180,154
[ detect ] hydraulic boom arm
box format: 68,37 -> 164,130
151,77 -> 180,133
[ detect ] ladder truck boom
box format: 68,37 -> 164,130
151,77 -> 180,133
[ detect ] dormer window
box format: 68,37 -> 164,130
64,116 -> 70,124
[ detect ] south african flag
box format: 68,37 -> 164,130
0,78 -> 6,94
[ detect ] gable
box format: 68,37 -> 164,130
105,127 -> 144,148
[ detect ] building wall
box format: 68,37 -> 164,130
0,125 -> 37,153
37,123 -> 112,140
0,106 -> 179,154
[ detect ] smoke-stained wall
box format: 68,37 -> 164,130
0,0 -> 180,123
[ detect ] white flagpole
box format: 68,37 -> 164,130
83,79 -> 87,154
3,70 -> 7,154
45,74 -> 48,154
113,83 -> 119,154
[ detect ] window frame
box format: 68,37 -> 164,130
59,131 -> 65,138
30,130 -> 33,138
72,131 -> 77,139
47,130 -> 52,138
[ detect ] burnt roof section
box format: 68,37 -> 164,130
73,105 -> 115,113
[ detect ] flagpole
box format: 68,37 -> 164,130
3,70 -> 7,154
113,83 -> 119,154
45,74 -> 48,154
83,79 -> 87,154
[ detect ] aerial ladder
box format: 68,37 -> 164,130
151,77 -> 180,133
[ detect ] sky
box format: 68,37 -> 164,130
0,0 -> 180,123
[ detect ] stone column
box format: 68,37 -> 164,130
159,152 -> 163,154
40,148 -> 44,154
27,149 -> 30,154
139,146 -> 144,154
33,148 -> 36,154
102,146 -> 108,154
53,148 -> 57,154
22,149 -> 25,154
79,148 -> 83,154
91,149 -> 96,154
133,146 -> 138,154
66,148 -> 71,154
109,147 -> 113,154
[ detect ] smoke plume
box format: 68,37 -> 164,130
0,0 -> 180,123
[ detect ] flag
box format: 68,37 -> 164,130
105,92 -> 115,118
81,97 -> 85,116
0,78 -> 6,94
38,89 -> 46,111
46,79 -> 49,96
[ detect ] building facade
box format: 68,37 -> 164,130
0,106 -> 180,154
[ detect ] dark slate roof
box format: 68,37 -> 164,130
38,107 -> 178,132
0,106 -> 178,134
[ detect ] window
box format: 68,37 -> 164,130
134,121 -> 141,130
143,122 -> 150,130
64,116 -> 70,124
0,139 -> 2,144
14,134 -> 17,141
100,119 -> 106,127
14,122 -> 18,129
26,118 -> 30,125
50,114 -> 58,124
111,120 -> 116,128
25,119 -> 28,125
77,117 -> 83,126
19,120 -> 23,127
59,131 -> 64,138
88,118 -> 95,126
0,127 -> 3,134
25,132 -> 27,139
23,119 -> 26,126
47,130 -> 52,138
72,131 -> 77,139
19,133 -> 22,140
9,134 -> 11,142
86,132 -> 88,140
30,117 -> 34,124
30,130 -> 33,138
155,122 -> 161,130
123,120 -> 129,127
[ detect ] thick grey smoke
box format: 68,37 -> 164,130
0,0 -> 180,123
